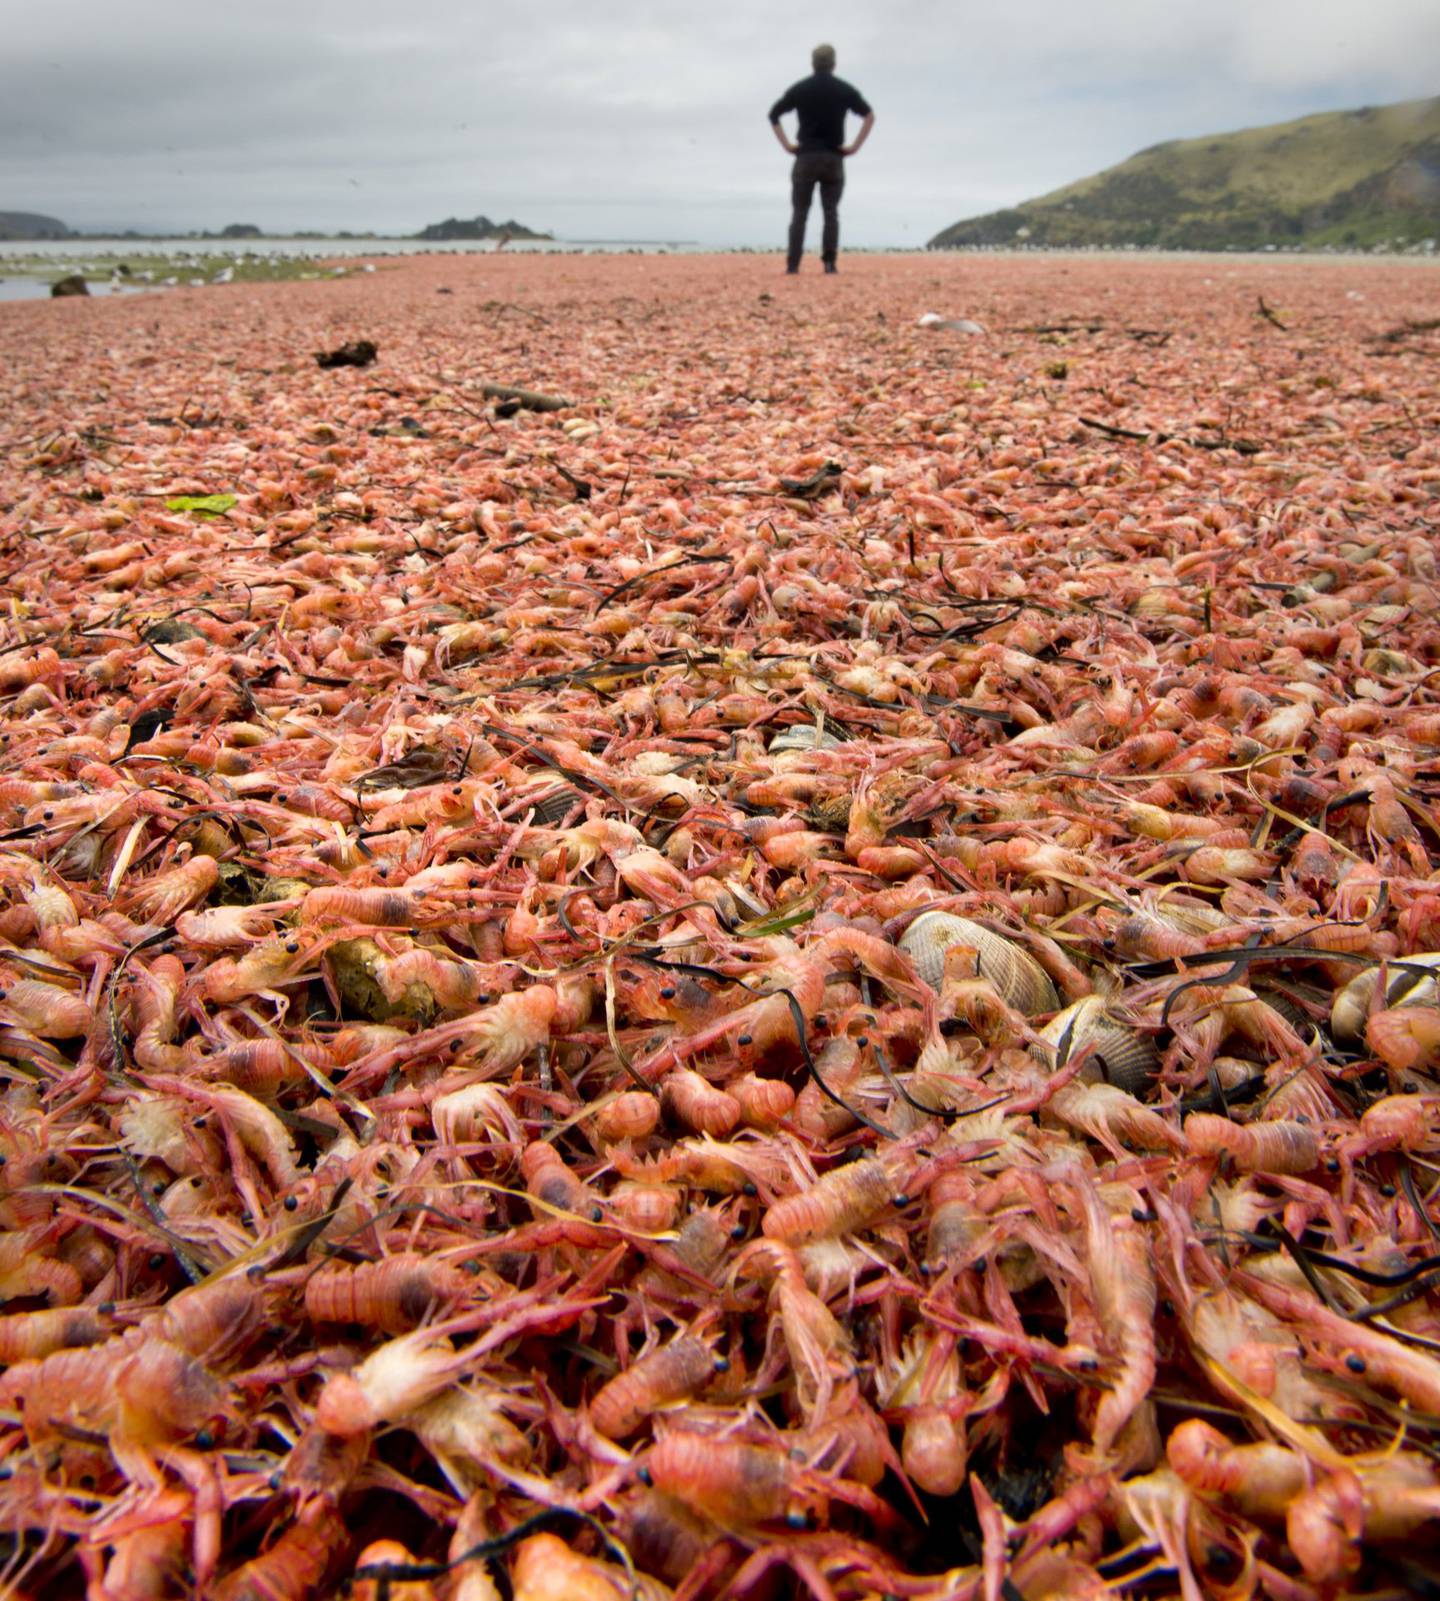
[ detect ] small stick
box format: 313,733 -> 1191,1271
478,383 -> 572,411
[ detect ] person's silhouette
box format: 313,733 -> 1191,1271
768,43 -> 874,274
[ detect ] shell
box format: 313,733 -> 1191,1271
768,725 -> 842,753
327,937 -> 437,1025
1151,896 -> 1231,937
1331,953 -> 1440,1046
1129,588 -> 1183,619
1254,987 -> 1319,1038
527,786 -> 585,825
899,912 -> 1059,1015
809,792 -> 853,832
1033,996 -> 1158,1094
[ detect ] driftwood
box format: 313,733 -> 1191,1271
1376,316 -> 1440,345
479,383 -> 572,412
315,340 -> 378,369
1078,415 -> 1262,456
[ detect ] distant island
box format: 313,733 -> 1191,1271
414,215 -> 551,241
0,213 -> 552,243
930,95 -> 1440,251
0,211 -> 70,240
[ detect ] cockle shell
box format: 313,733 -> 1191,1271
768,725 -> 842,753
1033,996 -> 1158,1094
1331,952 -> 1440,1046
899,911 -> 1058,1015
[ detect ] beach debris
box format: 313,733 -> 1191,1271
165,493 -> 238,517
479,382 -> 572,412
315,338 -> 379,368
917,310 -> 984,333
778,459 -> 844,497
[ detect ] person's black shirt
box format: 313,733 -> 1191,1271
768,72 -> 872,154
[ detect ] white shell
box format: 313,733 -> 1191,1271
1034,996 -> 1158,1093
1331,953 -> 1440,1045
900,911 -> 1058,1015
768,726 -> 842,753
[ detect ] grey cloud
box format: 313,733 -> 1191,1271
1,0 -> 1435,243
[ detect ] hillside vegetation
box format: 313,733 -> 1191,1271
930,96 -> 1440,250
0,211 -> 70,240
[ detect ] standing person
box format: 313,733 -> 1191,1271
768,43 -> 874,275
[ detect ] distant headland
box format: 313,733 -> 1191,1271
0,213 -> 552,243
413,216 -> 552,241
0,211 -> 71,240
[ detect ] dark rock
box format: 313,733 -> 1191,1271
314,340 -> 378,369
51,275 -> 89,298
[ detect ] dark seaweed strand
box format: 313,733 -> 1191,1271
595,554 -> 731,612
478,721 -> 634,810
776,986 -> 897,1139
1400,1157 -> 1440,1244
1157,933 -> 1266,1031
866,1032 -> 979,1125
1159,944 -> 1440,1032
348,1506 -> 638,1601
123,1155 -> 208,1285
257,1176 -> 357,1275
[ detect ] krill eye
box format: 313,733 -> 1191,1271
283,1195 -> 299,1212
1206,1546 -> 1240,1577
147,1253 -> 166,1271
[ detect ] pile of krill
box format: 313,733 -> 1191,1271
0,254 -> 1437,1599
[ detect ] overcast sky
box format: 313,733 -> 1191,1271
2,0 -> 1436,245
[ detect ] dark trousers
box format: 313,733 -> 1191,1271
788,150 -> 845,270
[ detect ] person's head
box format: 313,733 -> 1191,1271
812,43 -> 836,74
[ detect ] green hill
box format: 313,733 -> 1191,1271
0,211 -> 70,240
415,215 -> 551,241
929,96 -> 1440,251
